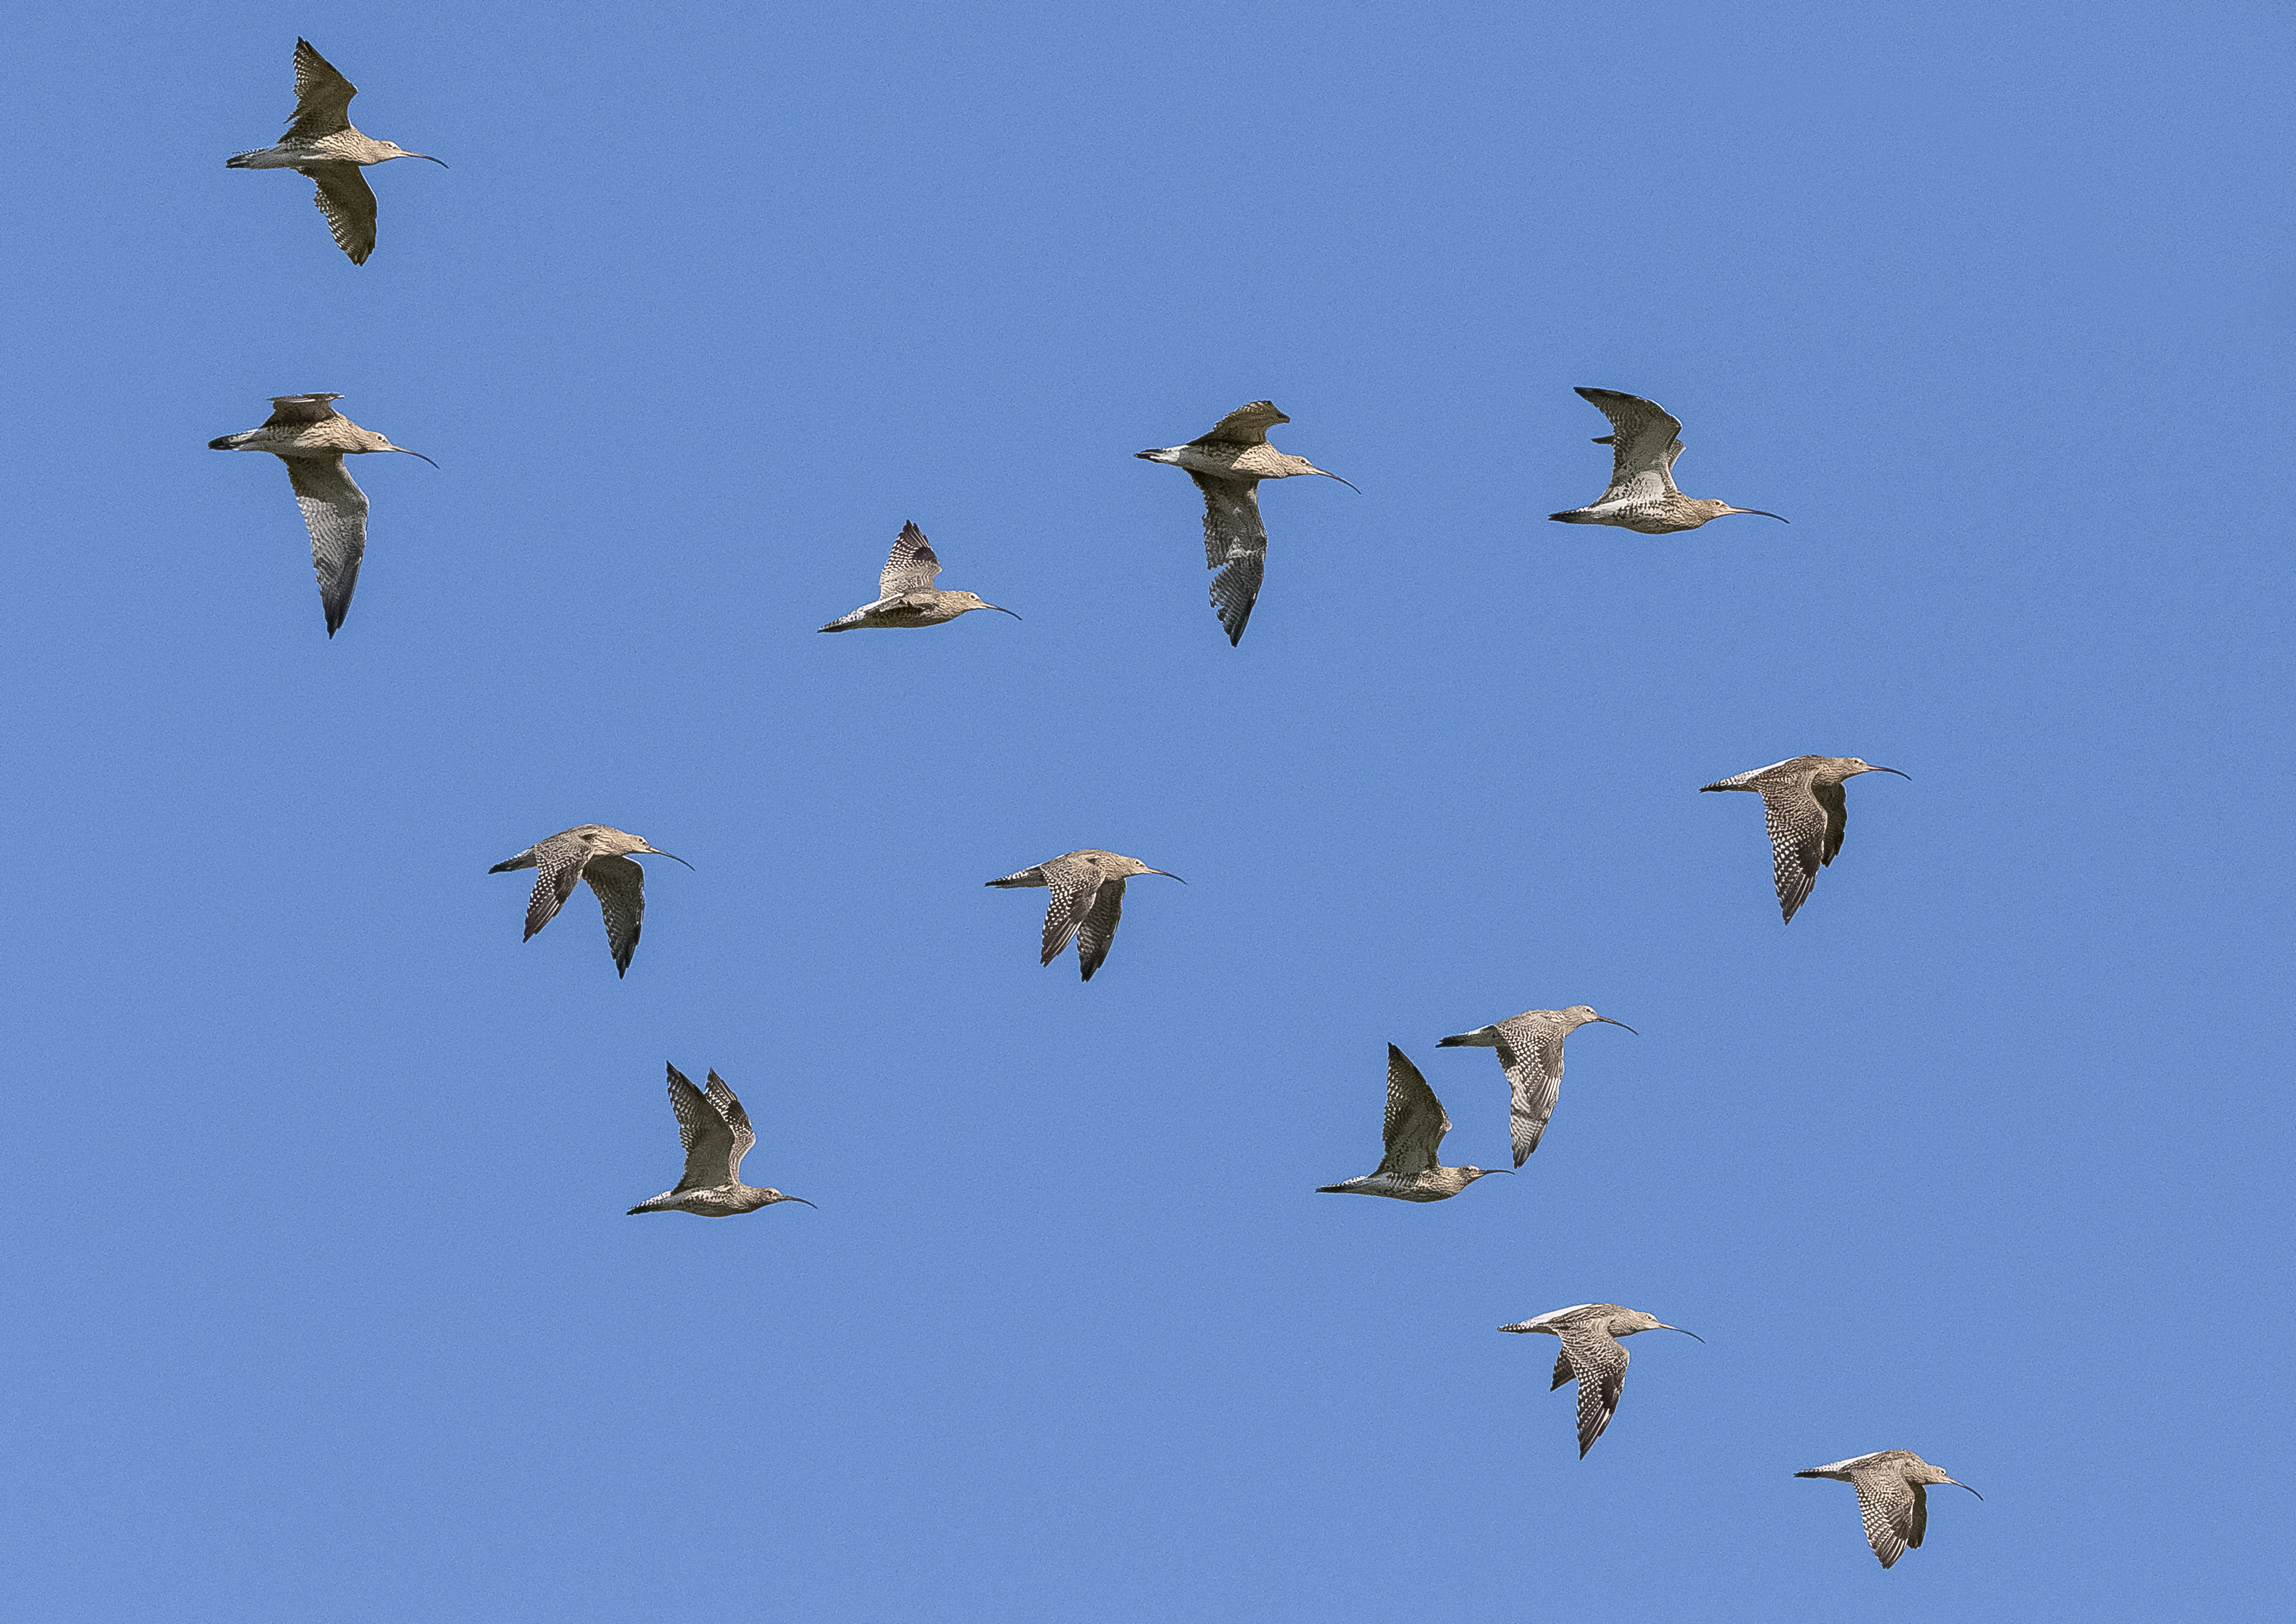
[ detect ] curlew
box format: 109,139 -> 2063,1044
488,825 -> 691,977
1796,1450 -> 1982,1568
818,522 -> 1019,632
628,1064 -> 815,1217
1317,1045 -> 1510,1202
208,393 -> 435,637
985,850 -> 1182,981
1437,1006 -> 1635,1167
1700,756 -> 1909,923
1136,401 -> 1357,645
1500,1303 -> 1703,1457
226,39 -> 445,264
1549,387 -> 1786,533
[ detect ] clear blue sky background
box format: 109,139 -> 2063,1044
3,2 -> 2289,1618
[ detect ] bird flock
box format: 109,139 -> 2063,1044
208,39 -> 1973,1574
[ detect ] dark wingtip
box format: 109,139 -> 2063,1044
1313,1184 -> 1345,1194
1793,1470 -> 1824,1479
207,436 -> 236,450
1546,512 -> 1575,522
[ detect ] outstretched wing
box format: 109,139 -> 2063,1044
1073,877 -> 1128,982
281,455 -> 367,636
704,1071 -> 757,1182
1377,1045 -> 1450,1178
285,39 -> 359,139
667,1064 -> 738,1191
1760,781 -> 1829,923
1035,855 -> 1106,968
880,522 -> 942,596
260,394 -> 343,428
1849,1468 -> 1919,1568
1193,401 -> 1288,447
1192,474 -> 1266,646
1492,1014 -> 1568,1165
521,833 -> 591,940
583,855 -> 647,976
1551,1346 -> 1575,1391
301,163 -> 378,264
1575,387 -> 1685,505
1557,1328 -> 1629,1457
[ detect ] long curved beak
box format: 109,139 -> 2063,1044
781,1196 -> 818,1209
409,154 -> 449,166
1728,507 -> 1789,522
985,604 -> 1022,620
1866,766 -> 1911,780
1312,468 -> 1363,494
1593,1017 -> 1638,1035
1146,869 -> 1186,883
1946,1478 -> 1983,1499
1655,1323 -> 1705,1343
645,850 -> 696,869
389,448 -> 441,467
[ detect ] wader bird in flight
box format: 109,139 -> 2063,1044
1437,1006 -> 1636,1166
1700,756 -> 1909,923
489,826 -> 691,977
207,393 -> 434,637
1137,401 -> 1356,645
818,522 -> 1019,632
628,1065 -> 814,1217
1317,1046 -> 1509,1202
985,850 -> 1182,981
1498,1303 -> 1702,1457
1796,1450 -> 1982,1568
226,38 -> 446,264
1549,387 -> 1786,533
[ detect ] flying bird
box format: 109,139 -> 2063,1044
1136,401 -> 1356,645
1499,1302 -> 1702,1457
226,39 -> 446,264
985,850 -> 1182,981
1549,387 -> 1786,533
818,522 -> 1019,631
1316,1045 -> 1509,1202
628,1064 -> 814,1217
207,393 -> 434,636
488,825 -> 691,976
1700,756 -> 1909,922
1436,1006 -> 1636,1166
1796,1450 -> 1982,1568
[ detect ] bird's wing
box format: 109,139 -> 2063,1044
1908,1481 -> 1928,1550
1576,388 -> 1685,505
1074,877 -> 1127,982
285,39 -> 359,138
1814,778 -> 1848,868
667,1065 -> 737,1192
704,1071 -> 757,1182
1849,1468 -> 1918,1567
879,522 -> 943,596
583,855 -> 647,976
1558,1329 -> 1628,1456
1760,782 -> 1829,923
301,164 -> 378,264
1193,401 -> 1287,446
1036,856 -> 1106,967
1377,1046 -> 1450,1178
1550,1346 -> 1576,1391
260,394 -> 343,428
1192,474 -> 1266,646
281,455 -> 368,637
1492,1015 -> 1568,1166
522,833 -> 591,939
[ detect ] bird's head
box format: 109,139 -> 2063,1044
1101,854 -> 1183,883
1282,454 -> 1361,493
1561,1006 -> 1638,1036
1705,500 -> 1788,523
601,829 -> 694,868
949,592 -> 1021,621
1613,1309 -> 1704,1343
1910,1459 -> 1982,1498
759,1190 -> 817,1210
378,142 -> 448,166
1837,759 -> 1910,781
354,426 -> 437,466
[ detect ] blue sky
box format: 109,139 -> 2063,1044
3,1 -> 2290,1617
